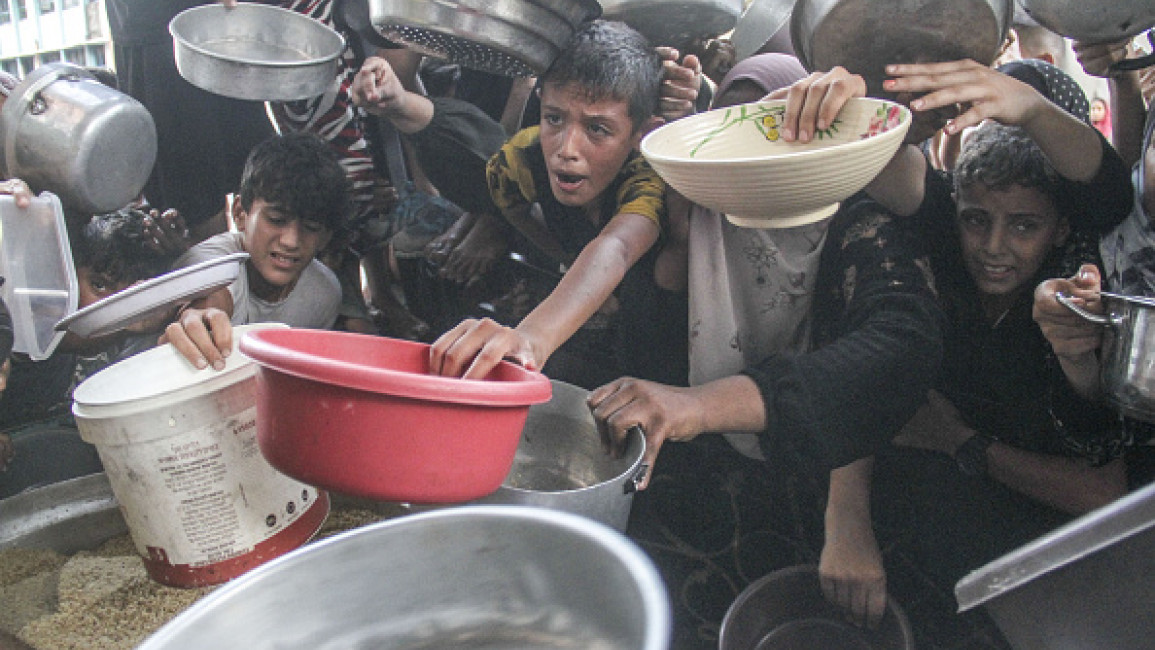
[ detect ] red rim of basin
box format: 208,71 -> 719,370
238,328 -> 553,407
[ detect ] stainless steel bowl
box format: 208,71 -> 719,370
137,505 -> 672,650
170,4 -> 346,102
369,0 -> 601,77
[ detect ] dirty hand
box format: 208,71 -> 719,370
429,317 -> 540,380
160,307 -> 233,371
882,59 -> 1050,136
819,514 -> 887,629
656,46 -> 702,123
1033,263 -> 1104,361
350,56 -> 406,116
143,208 -> 191,256
1073,38 -> 1132,78
0,178 -> 34,209
587,377 -> 705,489
768,67 -> 867,144
892,390 -> 973,455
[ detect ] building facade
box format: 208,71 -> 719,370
0,0 -> 110,78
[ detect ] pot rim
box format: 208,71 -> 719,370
238,328 -> 553,407
169,4 -> 346,69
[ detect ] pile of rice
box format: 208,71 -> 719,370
0,506 -> 400,650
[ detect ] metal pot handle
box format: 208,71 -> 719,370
1055,291 -> 1115,327
1110,31 -> 1155,73
624,464 -> 649,495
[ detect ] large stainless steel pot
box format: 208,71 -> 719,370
599,0 -> 743,49
475,380 -> 648,532
137,506 -> 671,650
1015,0 -> 1155,44
0,63 -> 156,214
791,0 -> 1014,96
1057,291 -> 1155,424
956,481 -> 1155,649
170,3 -> 346,102
369,0 -> 601,77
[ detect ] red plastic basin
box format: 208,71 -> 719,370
237,328 -> 553,503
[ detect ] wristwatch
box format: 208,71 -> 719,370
954,433 -> 994,477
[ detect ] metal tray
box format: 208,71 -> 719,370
54,252 -> 247,339
956,481 -> 1155,649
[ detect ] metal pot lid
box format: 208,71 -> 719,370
791,0 -> 1013,96
599,0 -> 743,48
731,0 -> 795,62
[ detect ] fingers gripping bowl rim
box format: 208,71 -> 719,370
640,98 -> 912,228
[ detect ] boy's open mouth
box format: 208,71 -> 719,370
270,251 -> 300,268
554,172 -> 585,191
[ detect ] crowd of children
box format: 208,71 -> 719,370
1,6 -> 1154,649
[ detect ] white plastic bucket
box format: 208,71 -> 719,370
72,323 -> 329,588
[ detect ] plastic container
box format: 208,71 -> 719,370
237,329 -> 553,503
72,323 -> 329,588
0,191 -> 77,360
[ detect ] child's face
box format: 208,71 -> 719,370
538,82 -> 644,210
955,182 -> 1068,300
77,266 -> 129,309
234,198 -> 331,300
1090,100 -> 1107,124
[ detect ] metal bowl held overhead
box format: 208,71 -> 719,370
170,3 -> 346,102
369,0 -> 602,77
599,0 -> 744,49
792,0 -> 1014,96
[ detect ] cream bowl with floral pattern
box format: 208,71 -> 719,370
641,97 -> 911,228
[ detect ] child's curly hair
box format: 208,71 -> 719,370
74,207 -> 175,285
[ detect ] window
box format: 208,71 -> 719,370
0,0 -> 9,24
38,0 -> 53,12
40,51 -> 61,64
63,47 -> 84,64
87,45 -> 105,67
63,0 -> 77,7
14,0 -> 24,19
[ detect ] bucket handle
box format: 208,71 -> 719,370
1055,291 -> 1120,328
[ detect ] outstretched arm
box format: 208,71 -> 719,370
821,457 -> 887,629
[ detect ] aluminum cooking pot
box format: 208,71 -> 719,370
369,0 -> 601,77
474,379 -> 648,532
599,0 -> 743,49
0,63 -> 156,214
791,0 -> 1014,96
1057,291 -> 1155,424
1016,0 -> 1155,73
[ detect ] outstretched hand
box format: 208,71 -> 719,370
881,59 -> 1050,136
768,67 -> 867,144
160,307 -> 233,371
429,317 -> 539,380
656,46 -> 702,123
1033,263 -> 1104,361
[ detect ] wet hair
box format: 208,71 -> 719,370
72,207 -> 175,286
238,131 -> 352,233
954,121 -> 1063,210
540,20 -> 662,130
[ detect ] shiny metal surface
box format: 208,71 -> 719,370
137,506 -> 671,650
791,0 -> 1013,96
0,473 -> 125,554
956,481 -> 1155,649
730,0 -> 795,61
476,380 -> 647,532
599,0 -> 743,48
1057,291 -> 1155,424
169,4 -> 345,101
0,63 -> 156,214
369,0 -> 600,77
1016,0 -> 1155,42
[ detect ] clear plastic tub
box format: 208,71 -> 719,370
0,191 -> 77,360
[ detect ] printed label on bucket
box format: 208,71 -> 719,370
96,406 -> 324,583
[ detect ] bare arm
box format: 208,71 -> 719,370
821,457 -> 887,629
431,213 -> 659,379
895,390 -> 1126,515
350,56 -> 435,134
